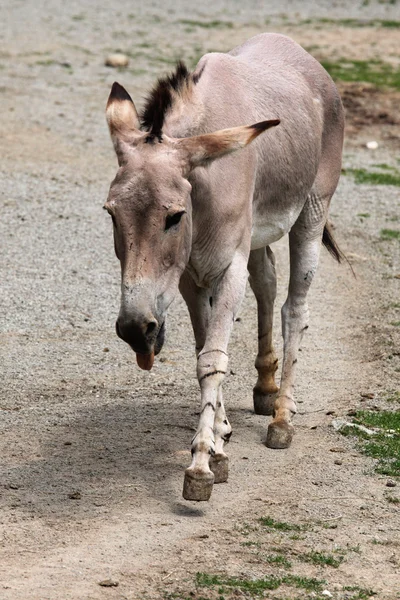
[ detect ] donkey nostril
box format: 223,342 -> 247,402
146,321 -> 157,336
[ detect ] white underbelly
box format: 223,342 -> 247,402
250,207 -> 301,250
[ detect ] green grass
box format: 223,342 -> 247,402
380,229 -> 400,240
385,495 -> 400,504
343,585 -> 377,599
196,572 -> 325,594
321,59 -> 400,90
259,516 -> 306,531
339,410 -> 400,477
301,550 -> 344,568
265,554 -> 292,568
357,212 -> 371,218
301,17 -> 400,28
344,168 -> 400,186
387,391 -> 400,403
373,163 -> 395,170
178,19 -> 234,29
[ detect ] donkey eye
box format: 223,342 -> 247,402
165,211 -> 185,231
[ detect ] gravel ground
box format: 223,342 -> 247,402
0,1 -> 399,599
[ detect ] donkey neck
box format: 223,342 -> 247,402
162,82 -> 206,140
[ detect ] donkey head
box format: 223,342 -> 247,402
105,82 -> 279,370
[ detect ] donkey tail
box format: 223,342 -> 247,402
322,222 -> 343,263
322,222 -> 355,276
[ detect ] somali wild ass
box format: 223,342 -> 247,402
104,33 -> 344,501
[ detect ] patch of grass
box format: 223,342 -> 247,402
387,391 -> 400,403
196,572 -> 325,594
380,19 -> 400,28
36,59 -> 57,66
357,212 -> 371,218
381,228 -> 400,240
343,585 -> 377,598
300,17 -> 400,28
356,410 -> 400,429
196,572 -> 282,593
321,59 -> 400,90
339,410 -> 400,477
373,163 -> 395,170
344,168 -> 400,186
391,321 -> 400,326
178,19 -> 234,29
385,495 -> 400,504
301,550 -> 344,568
265,554 -> 292,568
241,540 -> 261,547
259,516 -> 306,531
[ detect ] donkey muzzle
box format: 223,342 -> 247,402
116,315 -> 165,364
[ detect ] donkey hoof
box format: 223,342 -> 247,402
253,388 -> 277,416
183,468 -> 214,501
210,453 -> 229,483
265,420 -> 294,449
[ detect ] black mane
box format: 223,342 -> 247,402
140,61 -> 194,138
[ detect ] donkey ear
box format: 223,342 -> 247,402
106,82 -> 143,164
106,82 -> 140,133
176,119 -> 280,170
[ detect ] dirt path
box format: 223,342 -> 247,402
1,2 -> 399,599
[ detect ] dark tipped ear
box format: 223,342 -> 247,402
175,119 -> 280,170
106,83 -> 143,165
106,82 -> 140,134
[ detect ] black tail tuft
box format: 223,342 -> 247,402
322,222 -> 355,277
322,222 -> 343,263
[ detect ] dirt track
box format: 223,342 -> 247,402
1,1 -> 400,599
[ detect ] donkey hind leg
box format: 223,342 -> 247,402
182,251 -> 248,501
266,221 -> 324,449
248,246 -> 279,416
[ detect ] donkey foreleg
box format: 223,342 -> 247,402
179,272 -> 232,484
266,232 -> 322,449
182,251 -> 248,501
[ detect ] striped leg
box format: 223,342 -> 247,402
248,246 -> 279,416
210,388 -> 232,483
182,251 -> 248,501
179,273 -> 232,488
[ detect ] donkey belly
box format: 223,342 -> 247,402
250,196 -> 306,250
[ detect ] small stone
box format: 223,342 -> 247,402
326,410 -> 335,415
310,425 -> 317,430
103,347 -> 109,352
360,392 -> 375,399
105,53 -> 129,68
98,579 -> 119,587
242,456 -> 249,460
330,446 -> 346,453
347,409 -> 357,416
334,459 -> 343,465
366,140 -> 378,150
159,357 -> 167,362
64,441 -> 72,446
68,491 -> 81,500
322,591 -> 333,598
386,479 -> 397,488
7,483 -> 19,490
